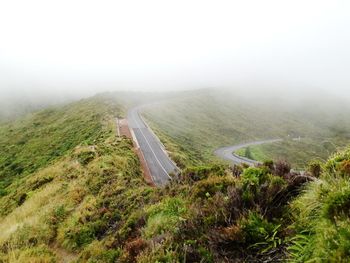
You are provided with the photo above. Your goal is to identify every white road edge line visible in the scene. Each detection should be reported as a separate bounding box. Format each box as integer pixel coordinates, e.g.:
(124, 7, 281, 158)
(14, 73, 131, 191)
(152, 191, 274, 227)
(131, 111, 172, 180)
(131, 128, 157, 183)
(137, 127, 172, 180)
(137, 109, 179, 173)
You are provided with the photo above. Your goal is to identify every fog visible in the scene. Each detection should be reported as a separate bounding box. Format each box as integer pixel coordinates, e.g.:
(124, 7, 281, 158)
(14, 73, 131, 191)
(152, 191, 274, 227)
(1, 0, 350, 100)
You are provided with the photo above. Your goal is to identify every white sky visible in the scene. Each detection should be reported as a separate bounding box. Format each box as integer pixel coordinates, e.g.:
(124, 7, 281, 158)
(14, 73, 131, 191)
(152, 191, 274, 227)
(0, 0, 349, 97)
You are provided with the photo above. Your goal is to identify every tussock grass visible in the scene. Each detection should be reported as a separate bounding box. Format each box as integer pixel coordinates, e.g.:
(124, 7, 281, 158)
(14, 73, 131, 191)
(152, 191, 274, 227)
(0, 182, 62, 244)
(143, 197, 187, 238)
(0, 95, 148, 262)
(0, 95, 121, 194)
(289, 148, 350, 262)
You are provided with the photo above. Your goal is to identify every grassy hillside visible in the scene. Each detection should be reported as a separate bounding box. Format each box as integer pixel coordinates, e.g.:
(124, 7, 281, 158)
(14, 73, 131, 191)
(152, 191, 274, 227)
(235, 138, 345, 169)
(1, 91, 349, 262)
(0, 95, 123, 196)
(0, 94, 155, 262)
(0, 93, 80, 123)
(142, 89, 350, 168)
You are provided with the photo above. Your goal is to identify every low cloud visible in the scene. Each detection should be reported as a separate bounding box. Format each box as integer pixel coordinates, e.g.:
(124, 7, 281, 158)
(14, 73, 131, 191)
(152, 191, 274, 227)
(0, 0, 349, 100)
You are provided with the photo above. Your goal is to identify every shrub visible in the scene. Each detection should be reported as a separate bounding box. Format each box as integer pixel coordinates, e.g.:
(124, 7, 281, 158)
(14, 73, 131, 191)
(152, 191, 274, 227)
(46, 205, 68, 228)
(62, 224, 96, 250)
(230, 165, 243, 177)
(143, 197, 187, 238)
(208, 225, 243, 246)
(79, 241, 121, 263)
(57, 194, 116, 250)
(136, 242, 178, 263)
(17, 193, 27, 206)
(183, 164, 226, 183)
(263, 160, 274, 170)
(29, 176, 54, 190)
(240, 167, 268, 203)
(75, 147, 97, 165)
(241, 167, 268, 186)
(4, 223, 56, 252)
(240, 212, 277, 245)
(118, 210, 146, 242)
(124, 238, 149, 261)
(259, 174, 287, 215)
(308, 160, 322, 178)
(192, 176, 235, 198)
(324, 149, 350, 173)
(323, 188, 350, 221)
(274, 160, 291, 177)
(289, 148, 350, 262)
(340, 160, 350, 176)
(244, 147, 253, 159)
(2, 244, 56, 263)
(226, 186, 244, 222)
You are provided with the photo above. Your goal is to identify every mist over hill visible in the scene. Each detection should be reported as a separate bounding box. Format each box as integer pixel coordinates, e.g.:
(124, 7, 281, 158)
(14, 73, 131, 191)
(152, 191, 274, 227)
(0, 91, 350, 262)
(141, 89, 350, 167)
(1, 0, 350, 261)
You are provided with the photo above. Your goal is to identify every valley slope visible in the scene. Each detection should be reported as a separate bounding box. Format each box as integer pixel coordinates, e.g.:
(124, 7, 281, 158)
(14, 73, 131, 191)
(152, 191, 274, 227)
(142, 89, 350, 168)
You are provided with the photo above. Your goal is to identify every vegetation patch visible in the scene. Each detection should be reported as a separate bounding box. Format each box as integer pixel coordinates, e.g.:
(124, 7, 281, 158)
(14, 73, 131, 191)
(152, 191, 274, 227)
(289, 148, 350, 262)
(1, 93, 350, 262)
(143, 197, 187, 238)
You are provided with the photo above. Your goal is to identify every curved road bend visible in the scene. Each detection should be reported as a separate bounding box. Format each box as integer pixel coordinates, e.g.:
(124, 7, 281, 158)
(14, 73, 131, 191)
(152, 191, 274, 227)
(214, 139, 283, 166)
(127, 107, 179, 186)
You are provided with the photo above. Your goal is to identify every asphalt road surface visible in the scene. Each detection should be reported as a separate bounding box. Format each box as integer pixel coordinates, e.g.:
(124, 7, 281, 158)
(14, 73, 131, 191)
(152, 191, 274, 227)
(127, 107, 179, 186)
(214, 139, 283, 165)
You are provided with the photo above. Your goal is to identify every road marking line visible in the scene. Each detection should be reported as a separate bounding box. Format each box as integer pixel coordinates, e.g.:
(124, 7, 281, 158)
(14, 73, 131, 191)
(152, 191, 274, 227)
(137, 127, 171, 179)
(215, 139, 284, 165)
(130, 109, 172, 180)
(136, 109, 179, 173)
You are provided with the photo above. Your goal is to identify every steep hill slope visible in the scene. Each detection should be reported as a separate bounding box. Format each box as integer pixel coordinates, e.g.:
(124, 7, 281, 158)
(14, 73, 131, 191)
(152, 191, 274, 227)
(0, 94, 154, 261)
(0, 95, 123, 195)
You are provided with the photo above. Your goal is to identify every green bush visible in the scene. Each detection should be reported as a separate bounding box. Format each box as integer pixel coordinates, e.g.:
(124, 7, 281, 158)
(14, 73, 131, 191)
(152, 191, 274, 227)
(143, 197, 187, 238)
(192, 176, 235, 198)
(308, 160, 322, 178)
(289, 148, 350, 262)
(1, 244, 56, 263)
(323, 188, 350, 221)
(240, 212, 277, 244)
(79, 241, 121, 263)
(240, 167, 268, 202)
(76, 149, 97, 165)
(183, 164, 226, 182)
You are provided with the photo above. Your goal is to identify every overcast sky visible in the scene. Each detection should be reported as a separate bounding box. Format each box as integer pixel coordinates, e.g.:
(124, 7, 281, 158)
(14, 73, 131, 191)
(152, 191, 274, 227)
(0, 0, 349, 98)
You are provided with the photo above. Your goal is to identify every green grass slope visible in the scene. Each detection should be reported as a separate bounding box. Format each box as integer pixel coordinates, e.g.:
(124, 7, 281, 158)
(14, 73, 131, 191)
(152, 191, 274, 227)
(142, 89, 350, 168)
(0, 94, 155, 262)
(235, 138, 344, 169)
(0, 91, 349, 262)
(0, 95, 122, 196)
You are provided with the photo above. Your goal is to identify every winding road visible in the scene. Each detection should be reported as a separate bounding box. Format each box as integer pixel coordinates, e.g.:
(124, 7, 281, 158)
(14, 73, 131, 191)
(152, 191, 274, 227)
(128, 103, 286, 183)
(127, 106, 179, 186)
(214, 139, 283, 165)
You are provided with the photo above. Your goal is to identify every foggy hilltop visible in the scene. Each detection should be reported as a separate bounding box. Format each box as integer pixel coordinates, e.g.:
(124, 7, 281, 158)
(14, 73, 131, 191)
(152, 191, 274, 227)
(1, 1, 349, 121)
(1, 0, 350, 102)
(1, 1, 350, 262)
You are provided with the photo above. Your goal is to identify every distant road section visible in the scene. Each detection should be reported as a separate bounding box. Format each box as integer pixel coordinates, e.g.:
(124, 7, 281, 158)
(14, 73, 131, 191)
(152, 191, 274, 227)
(127, 107, 179, 186)
(214, 139, 283, 165)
